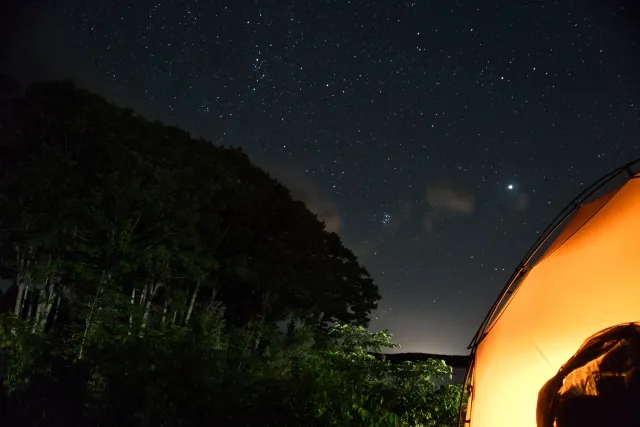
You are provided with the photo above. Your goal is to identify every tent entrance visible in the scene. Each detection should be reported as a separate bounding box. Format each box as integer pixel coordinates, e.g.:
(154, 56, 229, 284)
(537, 322, 640, 427)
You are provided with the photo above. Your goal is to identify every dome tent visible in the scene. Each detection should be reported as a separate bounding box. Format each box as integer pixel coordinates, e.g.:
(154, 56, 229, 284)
(537, 322, 640, 427)
(458, 159, 640, 427)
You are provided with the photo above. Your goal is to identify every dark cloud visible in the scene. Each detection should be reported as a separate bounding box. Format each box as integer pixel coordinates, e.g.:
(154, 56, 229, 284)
(251, 156, 342, 234)
(426, 184, 475, 214)
(423, 183, 475, 233)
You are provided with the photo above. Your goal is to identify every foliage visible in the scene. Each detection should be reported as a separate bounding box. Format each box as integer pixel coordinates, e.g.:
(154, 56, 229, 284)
(0, 77, 464, 427)
(0, 315, 49, 393)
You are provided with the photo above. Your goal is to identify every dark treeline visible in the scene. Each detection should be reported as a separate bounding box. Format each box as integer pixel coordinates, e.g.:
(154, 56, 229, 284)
(0, 77, 464, 427)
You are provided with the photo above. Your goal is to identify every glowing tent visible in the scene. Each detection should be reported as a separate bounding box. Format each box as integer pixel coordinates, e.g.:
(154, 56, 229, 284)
(458, 159, 640, 427)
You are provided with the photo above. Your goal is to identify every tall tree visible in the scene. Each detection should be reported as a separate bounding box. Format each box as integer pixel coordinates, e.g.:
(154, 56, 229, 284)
(0, 80, 380, 339)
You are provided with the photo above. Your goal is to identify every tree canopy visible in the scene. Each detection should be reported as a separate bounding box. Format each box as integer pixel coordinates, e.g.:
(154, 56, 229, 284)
(0, 77, 380, 333)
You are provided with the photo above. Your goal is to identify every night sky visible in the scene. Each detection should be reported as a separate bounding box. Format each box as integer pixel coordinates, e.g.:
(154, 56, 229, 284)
(3, 0, 640, 355)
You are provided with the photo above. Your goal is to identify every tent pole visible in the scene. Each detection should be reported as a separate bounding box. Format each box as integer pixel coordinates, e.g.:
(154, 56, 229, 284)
(456, 356, 475, 427)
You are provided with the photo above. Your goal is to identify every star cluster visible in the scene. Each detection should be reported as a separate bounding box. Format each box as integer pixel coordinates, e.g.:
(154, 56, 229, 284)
(4, 0, 640, 354)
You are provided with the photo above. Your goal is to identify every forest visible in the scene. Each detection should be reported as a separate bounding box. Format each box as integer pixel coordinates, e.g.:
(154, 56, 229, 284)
(0, 77, 465, 426)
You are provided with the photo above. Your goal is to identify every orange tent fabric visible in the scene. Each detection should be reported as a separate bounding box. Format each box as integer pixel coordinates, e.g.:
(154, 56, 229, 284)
(466, 175, 640, 427)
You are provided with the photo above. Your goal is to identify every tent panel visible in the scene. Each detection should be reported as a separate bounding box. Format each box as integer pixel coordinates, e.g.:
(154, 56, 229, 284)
(482, 188, 620, 336)
(536, 188, 617, 265)
(482, 188, 617, 341)
(468, 177, 640, 427)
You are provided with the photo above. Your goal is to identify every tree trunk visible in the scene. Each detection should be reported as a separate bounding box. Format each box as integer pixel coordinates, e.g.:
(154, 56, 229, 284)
(140, 284, 148, 307)
(21, 285, 31, 318)
(139, 282, 160, 337)
(32, 253, 54, 331)
(253, 290, 271, 350)
(78, 272, 106, 360)
(51, 295, 61, 328)
(37, 290, 55, 332)
(13, 245, 35, 317)
(128, 287, 136, 335)
(32, 288, 46, 333)
(13, 245, 27, 316)
(161, 299, 168, 327)
(253, 318, 264, 350)
(253, 330, 262, 350)
(184, 282, 200, 325)
(13, 274, 25, 317)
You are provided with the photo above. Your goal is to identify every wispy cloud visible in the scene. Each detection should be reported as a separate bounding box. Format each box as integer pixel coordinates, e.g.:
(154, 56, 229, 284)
(423, 182, 475, 233)
(426, 184, 475, 214)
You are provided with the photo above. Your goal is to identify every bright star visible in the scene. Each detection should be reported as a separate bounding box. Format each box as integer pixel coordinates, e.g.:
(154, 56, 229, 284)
(507, 184, 514, 190)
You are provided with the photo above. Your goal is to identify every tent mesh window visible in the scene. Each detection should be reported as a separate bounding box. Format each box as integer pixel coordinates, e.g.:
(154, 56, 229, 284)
(537, 322, 640, 427)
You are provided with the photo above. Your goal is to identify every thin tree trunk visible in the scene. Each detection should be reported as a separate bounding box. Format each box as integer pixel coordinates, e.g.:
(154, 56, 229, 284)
(20, 285, 31, 318)
(161, 299, 168, 327)
(39, 255, 55, 331)
(32, 288, 46, 333)
(184, 282, 200, 325)
(37, 291, 55, 332)
(13, 275, 25, 317)
(13, 245, 26, 316)
(139, 282, 160, 336)
(128, 287, 136, 335)
(253, 290, 271, 350)
(32, 253, 54, 331)
(14, 245, 35, 317)
(29, 286, 39, 318)
(51, 295, 61, 328)
(78, 272, 106, 360)
(253, 319, 263, 350)
(140, 284, 147, 307)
